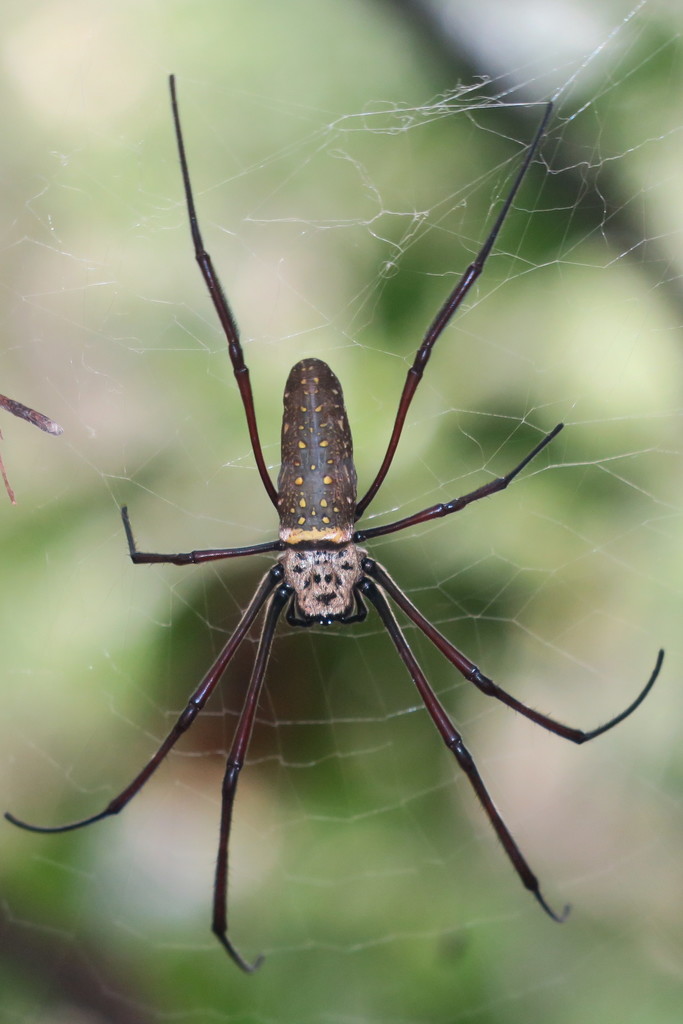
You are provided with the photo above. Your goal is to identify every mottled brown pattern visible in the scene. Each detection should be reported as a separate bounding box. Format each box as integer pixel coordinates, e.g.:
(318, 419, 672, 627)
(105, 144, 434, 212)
(281, 545, 364, 619)
(277, 358, 356, 543)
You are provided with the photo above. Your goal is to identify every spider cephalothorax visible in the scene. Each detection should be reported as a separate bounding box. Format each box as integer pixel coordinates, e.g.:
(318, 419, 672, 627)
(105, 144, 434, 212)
(5, 76, 664, 974)
(280, 544, 365, 624)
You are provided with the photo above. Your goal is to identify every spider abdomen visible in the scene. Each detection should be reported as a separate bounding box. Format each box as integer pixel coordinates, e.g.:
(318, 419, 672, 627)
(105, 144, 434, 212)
(277, 358, 356, 544)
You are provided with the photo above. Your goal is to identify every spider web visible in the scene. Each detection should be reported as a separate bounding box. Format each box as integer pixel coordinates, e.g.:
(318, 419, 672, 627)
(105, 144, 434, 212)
(2, 1, 682, 1022)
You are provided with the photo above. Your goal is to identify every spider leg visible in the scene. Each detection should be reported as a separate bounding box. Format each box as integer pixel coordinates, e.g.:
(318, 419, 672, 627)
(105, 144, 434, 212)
(359, 576, 568, 923)
(212, 581, 291, 972)
(364, 558, 664, 743)
(356, 423, 562, 543)
(0, 434, 15, 504)
(0, 393, 63, 435)
(0, 393, 63, 503)
(355, 101, 553, 519)
(169, 75, 278, 508)
(4, 566, 283, 834)
(121, 506, 282, 565)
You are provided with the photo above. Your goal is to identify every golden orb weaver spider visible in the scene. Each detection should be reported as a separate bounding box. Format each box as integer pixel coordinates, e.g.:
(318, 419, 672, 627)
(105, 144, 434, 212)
(5, 77, 664, 972)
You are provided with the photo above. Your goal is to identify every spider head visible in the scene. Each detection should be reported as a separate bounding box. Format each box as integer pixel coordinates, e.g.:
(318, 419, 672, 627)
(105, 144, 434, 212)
(281, 544, 364, 625)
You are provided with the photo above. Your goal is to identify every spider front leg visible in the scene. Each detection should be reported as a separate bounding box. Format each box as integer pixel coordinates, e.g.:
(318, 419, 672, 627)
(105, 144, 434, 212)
(121, 506, 281, 565)
(356, 422, 563, 543)
(355, 102, 553, 519)
(169, 75, 278, 508)
(359, 576, 569, 922)
(5, 567, 282, 835)
(212, 581, 291, 972)
(364, 558, 664, 743)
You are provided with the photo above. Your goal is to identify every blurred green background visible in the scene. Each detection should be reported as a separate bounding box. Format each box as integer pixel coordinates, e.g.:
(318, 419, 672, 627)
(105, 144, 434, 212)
(1, 1, 682, 1021)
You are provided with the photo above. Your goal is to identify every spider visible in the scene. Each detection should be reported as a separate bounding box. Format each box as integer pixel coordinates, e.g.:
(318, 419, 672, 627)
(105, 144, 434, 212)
(0, 393, 62, 503)
(5, 78, 664, 972)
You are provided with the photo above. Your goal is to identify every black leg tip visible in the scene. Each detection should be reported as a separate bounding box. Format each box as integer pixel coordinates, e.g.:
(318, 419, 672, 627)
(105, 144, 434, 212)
(536, 889, 570, 923)
(216, 931, 265, 973)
